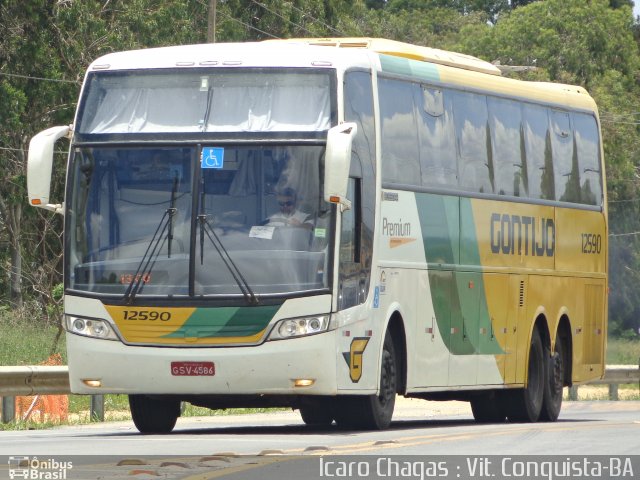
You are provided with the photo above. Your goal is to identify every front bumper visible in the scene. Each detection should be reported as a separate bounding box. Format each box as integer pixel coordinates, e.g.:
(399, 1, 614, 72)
(66, 330, 338, 395)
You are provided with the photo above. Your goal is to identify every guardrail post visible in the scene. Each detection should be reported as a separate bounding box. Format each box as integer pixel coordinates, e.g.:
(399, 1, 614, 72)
(568, 386, 578, 400)
(608, 384, 619, 401)
(90, 394, 104, 422)
(1, 396, 16, 423)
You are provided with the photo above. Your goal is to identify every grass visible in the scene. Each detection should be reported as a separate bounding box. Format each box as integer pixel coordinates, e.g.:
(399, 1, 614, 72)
(606, 337, 640, 365)
(0, 315, 66, 366)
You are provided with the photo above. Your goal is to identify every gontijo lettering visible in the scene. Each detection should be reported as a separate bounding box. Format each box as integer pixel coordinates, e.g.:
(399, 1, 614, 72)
(490, 213, 555, 257)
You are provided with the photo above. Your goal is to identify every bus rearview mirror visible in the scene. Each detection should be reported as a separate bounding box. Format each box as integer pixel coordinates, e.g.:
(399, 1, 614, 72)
(27, 125, 71, 214)
(324, 122, 357, 208)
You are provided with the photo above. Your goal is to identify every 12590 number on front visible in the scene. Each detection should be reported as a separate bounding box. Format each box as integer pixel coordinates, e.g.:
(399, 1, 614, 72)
(123, 310, 172, 321)
(171, 361, 215, 376)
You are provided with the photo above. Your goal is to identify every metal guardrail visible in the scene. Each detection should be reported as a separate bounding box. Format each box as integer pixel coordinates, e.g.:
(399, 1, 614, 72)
(568, 365, 640, 401)
(0, 365, 638, 423)
(0, 366, 70, 396)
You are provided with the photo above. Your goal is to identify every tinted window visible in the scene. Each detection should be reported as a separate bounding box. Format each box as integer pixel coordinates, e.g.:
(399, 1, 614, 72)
(379, 77, 420, 184)
(523, 104, 554, 200)
(453, 91, 492, 193)
(551, 110, 578, 202)
(573, 113, 602, 205)
(418, 86, 458, 187)
(488, 97, 525, 196)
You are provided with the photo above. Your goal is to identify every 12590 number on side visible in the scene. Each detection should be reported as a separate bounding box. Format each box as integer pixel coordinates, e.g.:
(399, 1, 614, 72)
(581, 233, 602, 254)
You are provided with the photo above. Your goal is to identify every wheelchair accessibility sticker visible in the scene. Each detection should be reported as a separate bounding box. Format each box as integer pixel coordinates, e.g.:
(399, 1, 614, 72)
(201, 147, 224, 169)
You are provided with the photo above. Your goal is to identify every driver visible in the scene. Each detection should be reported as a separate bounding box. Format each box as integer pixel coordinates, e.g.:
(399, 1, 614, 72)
(267, 187, 313, 230)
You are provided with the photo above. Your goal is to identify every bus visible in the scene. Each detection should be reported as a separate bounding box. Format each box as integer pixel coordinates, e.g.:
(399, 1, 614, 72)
(27, 38, 607, 433)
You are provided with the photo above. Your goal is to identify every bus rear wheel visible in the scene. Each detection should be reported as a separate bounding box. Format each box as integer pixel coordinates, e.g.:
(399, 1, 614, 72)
(335, 332, 397, 430)
(540, 337, 564, 422)
(506, 328, 544, 423)
(129, 394, 180, 434)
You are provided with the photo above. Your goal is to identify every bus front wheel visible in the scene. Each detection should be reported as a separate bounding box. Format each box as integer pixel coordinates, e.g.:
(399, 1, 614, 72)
(471, 391, 506, 423)
(335, 332, 397, 430)
(129, 394, 180, 434)
(299, 400, 335, 427)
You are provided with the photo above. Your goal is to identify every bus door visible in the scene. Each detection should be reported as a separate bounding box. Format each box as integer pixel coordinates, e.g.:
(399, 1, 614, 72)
(481, 273, 511, 385)
(448, 271, 479, 386)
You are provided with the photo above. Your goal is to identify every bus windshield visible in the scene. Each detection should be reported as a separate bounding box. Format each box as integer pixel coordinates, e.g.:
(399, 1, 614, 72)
(66, 145, 333, 299)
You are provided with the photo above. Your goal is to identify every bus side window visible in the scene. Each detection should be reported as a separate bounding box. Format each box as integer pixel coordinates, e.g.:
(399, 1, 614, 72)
(523, 104, 554, 201)
(418, 86, 457, 188)
(572, 113, 602, 206)
(488, 97, 526, 197)
(338, 178, 362, 310)
(379, 77, 421, 186)
(452, 91, 493, 194)
(340, 178, 361, 264)
(551, 110, 578, 203)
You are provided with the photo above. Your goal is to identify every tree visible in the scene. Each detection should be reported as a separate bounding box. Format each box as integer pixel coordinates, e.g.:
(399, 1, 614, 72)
(458, 0, 638, 88)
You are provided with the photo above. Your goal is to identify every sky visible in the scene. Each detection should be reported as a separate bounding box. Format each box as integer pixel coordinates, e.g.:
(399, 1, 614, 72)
(635, 2, 639, 19)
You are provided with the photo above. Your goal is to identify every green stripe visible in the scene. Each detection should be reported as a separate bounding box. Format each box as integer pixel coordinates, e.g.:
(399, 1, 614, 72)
(163, 304, 281, 339)
(417, 193, 503, 355)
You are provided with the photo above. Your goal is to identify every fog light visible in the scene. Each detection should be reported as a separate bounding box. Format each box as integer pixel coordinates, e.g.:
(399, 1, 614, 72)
(294, 379, 315, 387)
(82, 379, 102, 388)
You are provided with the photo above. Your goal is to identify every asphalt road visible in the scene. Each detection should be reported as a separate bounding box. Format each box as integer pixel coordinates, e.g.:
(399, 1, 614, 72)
(0, 399, 638, 480)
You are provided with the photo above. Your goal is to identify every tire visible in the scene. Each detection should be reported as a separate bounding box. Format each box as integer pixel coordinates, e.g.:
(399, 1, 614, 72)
(335, 332, 397, 430)
(471, 392, 506, 423)
(540, 337, 564, 422)
(299, 405, 335, 427)
(506, 328, 544, 423)
(129, 395, 180, 434)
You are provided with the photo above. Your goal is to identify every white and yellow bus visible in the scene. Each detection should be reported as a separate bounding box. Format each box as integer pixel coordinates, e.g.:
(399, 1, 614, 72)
(28, 38, 607, 433)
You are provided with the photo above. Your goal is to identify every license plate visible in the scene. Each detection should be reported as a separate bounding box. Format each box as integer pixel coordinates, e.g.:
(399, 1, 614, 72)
(171, 361, 215, 376)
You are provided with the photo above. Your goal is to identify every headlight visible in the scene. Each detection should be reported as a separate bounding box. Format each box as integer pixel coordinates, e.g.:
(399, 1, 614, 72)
(65, 315, 119, 340)
(268, 315, 331, 340)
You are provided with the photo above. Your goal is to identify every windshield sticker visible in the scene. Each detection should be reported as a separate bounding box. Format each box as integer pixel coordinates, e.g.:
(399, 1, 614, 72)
(314, 228, 327, 238)
(201, 147, 224, 169)
(249, 225, 275, 240)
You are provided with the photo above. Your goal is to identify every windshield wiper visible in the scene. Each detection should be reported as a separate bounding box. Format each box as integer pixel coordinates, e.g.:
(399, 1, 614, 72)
(198, 213, 258, 305)
(123, 206, 176, 304)
(167, 174, 179, 258)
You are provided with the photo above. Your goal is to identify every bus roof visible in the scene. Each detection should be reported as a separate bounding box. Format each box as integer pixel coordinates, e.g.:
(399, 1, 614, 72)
(267, 37, 503, 76)
(270, 37, 597, 113)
